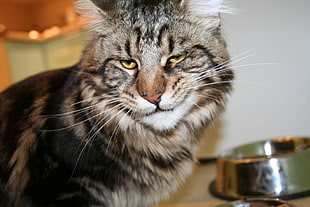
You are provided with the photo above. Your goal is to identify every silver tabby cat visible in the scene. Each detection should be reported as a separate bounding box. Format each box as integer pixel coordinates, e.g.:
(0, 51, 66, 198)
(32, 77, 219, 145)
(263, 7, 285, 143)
(0, 0, 233, 206)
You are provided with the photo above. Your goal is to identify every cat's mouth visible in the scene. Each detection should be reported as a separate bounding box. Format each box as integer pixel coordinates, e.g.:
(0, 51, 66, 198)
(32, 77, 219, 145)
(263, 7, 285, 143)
(139, 93, 197, 131)
(146, 106, 173, 116)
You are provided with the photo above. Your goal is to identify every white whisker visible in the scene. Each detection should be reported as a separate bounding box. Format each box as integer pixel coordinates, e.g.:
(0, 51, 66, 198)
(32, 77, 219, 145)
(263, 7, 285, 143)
(41, 97, 120, 119)
(71, 95, 119, 106)
(71, 104, 127, 177)
(196, 93, 220, 102)
(190, 80, 265, 90)
(42, 103, 99, 118)
(41, 103, 124, 132)
(232, 62, 276, 69)
(105, 108, 132, 154)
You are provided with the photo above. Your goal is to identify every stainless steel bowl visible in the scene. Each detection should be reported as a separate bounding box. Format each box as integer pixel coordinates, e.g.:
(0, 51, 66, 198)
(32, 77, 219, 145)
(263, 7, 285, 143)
(210, 137, 310, 200)
(214, 198, 296, 207)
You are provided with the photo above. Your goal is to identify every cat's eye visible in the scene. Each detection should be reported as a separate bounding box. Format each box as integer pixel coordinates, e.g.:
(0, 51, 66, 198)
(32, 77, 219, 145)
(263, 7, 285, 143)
(168, 54, 186, 64)
(120, 60, 138, 70)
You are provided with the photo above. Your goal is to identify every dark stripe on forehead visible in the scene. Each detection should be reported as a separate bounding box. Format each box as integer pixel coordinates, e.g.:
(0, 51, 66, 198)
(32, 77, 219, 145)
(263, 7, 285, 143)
(168, 36, 175, 53)
(157, 24, 169, 47)
(125, 40, 131, 57)
(134, 27, 142, 51)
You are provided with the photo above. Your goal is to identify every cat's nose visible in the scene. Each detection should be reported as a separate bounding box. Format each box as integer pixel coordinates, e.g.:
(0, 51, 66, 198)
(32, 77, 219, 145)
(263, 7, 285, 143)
(140, 89, 163, 104)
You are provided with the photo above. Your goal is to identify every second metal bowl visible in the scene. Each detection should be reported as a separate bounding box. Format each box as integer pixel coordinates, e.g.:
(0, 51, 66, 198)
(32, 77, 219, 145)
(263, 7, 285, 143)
(210, 136, 310, 200)
(214, 198, 296, 207)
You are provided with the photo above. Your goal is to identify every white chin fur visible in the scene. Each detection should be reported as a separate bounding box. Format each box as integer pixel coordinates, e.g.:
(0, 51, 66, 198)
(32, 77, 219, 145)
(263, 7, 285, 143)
(140, 93, 197, 131)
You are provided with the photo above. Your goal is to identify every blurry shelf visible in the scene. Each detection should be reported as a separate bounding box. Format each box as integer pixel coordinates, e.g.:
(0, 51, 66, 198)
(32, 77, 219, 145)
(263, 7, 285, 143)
(5, 26, 87, 82)
(0, 0, 50, 3)
(4, 23, 84, 43)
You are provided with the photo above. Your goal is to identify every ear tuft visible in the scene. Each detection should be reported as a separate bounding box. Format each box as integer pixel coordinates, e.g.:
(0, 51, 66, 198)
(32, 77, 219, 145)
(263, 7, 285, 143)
(183, 0, 233, 16)
(182, 0, 234, 28)
(74, 0, 111, 33)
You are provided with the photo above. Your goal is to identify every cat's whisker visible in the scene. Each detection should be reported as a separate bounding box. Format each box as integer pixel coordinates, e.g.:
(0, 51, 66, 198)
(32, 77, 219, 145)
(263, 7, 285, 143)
(41, 98, 121, 120)
(229, 53, 255, 66)
(71, 104, 127, 177)
(192, 71, 232, 83)
(70, 99, 123, 124)
(182, 53, 241, 81)
(99, 106, 127, 129)
(41, 103, 101, 118)
(86, 113, 105, 139)
(43, 98, 116, 117)
(106, 124, 120, 153)
(70, 128, 98, 177)
(190, 63, 231, 81)
(196, 93, 220, 102)
(194, 103, 201, 110)
(228, 48, 256, 64)
(82, 107, 127, 154)
(188, 80, 261, 91)
(201, 50, 255, 74)
(192, 61, 274, 84)
(106, 108, 133, 154)
(71, 94, 119, 106)
(231, 62, 276, 70)
(86, 104, 126, 134)
(208, 50, 257, 73)
(40, 103, 124, 132)
(85, 103, 127, 141)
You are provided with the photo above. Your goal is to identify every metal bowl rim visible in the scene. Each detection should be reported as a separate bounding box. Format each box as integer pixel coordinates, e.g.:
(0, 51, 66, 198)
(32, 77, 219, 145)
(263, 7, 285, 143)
(213, 198, 297, 207)
(218, 136, 310, 161)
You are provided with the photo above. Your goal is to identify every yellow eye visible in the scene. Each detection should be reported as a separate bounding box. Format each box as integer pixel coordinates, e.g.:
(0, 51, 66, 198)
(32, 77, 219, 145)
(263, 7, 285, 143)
(168, 54, 186, 64)
(120, 60, 137, 69)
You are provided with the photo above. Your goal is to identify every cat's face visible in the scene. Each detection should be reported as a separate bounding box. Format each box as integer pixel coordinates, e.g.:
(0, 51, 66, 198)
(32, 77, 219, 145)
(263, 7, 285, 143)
(76, 0, 233, 132)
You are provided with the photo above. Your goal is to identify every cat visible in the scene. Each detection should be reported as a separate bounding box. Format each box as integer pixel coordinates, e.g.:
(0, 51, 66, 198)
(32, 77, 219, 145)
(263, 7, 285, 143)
(0, 0, 233, 206)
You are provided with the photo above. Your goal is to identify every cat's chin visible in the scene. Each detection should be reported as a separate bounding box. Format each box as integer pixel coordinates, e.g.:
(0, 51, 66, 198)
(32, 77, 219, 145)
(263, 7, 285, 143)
(141, 110, 179, 131)
(140, 93, 197, 132)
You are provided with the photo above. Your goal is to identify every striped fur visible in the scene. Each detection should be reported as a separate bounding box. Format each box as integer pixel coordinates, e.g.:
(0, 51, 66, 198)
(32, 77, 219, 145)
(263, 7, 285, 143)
(0, 0, 233, 206)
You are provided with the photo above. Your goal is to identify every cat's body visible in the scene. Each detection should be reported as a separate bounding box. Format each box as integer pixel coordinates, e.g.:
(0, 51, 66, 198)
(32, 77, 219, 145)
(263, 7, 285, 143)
(0, 0, 233, 206)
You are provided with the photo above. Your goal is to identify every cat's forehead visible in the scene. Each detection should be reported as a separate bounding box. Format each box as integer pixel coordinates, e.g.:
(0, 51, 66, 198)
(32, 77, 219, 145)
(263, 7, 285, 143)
(109, 21, 190, 56)
(76, 0, 229, 38)
(102, 0, 181, 15)
(101, 19, 197, 63)
(119, 2, 182, 27)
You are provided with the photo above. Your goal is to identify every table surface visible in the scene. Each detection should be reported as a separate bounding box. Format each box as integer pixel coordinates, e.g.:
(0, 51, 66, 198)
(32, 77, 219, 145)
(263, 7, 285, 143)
(155, 161, 309, 207)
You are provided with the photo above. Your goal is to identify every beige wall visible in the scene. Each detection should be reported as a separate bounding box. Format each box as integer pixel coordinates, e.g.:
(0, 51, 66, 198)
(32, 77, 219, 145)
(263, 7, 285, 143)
(200, 0, 310, 157)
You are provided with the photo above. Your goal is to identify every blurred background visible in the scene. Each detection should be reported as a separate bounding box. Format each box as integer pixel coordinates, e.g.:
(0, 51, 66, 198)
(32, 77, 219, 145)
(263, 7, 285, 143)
(0, 0, 309, 157)
(0, 0, 86, 89)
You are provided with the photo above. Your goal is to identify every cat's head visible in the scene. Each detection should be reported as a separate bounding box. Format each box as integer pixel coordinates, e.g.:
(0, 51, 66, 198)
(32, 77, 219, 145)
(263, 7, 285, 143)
(75, 0, 233, 132)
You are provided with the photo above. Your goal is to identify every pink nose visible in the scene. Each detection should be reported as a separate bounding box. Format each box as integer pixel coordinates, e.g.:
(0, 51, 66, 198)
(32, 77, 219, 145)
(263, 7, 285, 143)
(140, 90, 163, 104)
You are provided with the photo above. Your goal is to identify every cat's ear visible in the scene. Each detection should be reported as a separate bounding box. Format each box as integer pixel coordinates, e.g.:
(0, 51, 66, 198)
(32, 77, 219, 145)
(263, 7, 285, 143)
(74, 0, 117, 33)
(180, 0, 232, 28)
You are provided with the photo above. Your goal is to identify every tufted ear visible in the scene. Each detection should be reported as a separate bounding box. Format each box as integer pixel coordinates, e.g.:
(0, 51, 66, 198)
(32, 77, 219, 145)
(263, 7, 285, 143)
(180, 0, 233, 28)
(74, 0, 117, 33)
